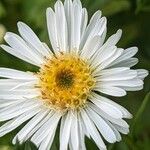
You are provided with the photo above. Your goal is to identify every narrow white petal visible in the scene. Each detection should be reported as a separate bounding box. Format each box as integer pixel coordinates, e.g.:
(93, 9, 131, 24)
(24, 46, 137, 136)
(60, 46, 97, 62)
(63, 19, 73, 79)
(21, 111, 55, 143)
(38, 113, 61, 150)
(0, 89, 40, 100)
(91, 46, 117, 68)
(17, 22, 52, 57)
(81, 8, 88, 38)
(0, 100, 41, 121)
(13, 109, 49, 144)
(78, 115, 86, 150)
(0, 68, 37, 80)
(99, 48, 124, 70)
(136, 69, 149, 80)
(121, 85, 143, 91)
(31, 112, 61, 146)
(80, 35, 103, 60)
(110, 58, 139, 68)
(94, 67, 129, 77)
(91, 93, 132, 119)
(81, 17, 106, 52)
(60, 111, 73, 150)
(64, 0, 73, 50)
(46, 7, 59, 53)
(89, 103, 129, 128)
(70, 111, 79, 150)
(80, 10, 102, 50)
(98, 78, 143, 88)
(80, 109, 106, 150)
(109, 47, 138, 67)
(71, 1, 82, 50)
(89, 95, 123, 119)
(0, 79, 27, 89)
(94, 85, 126, 97)
(102, 29, 122, 48)
(39, 129, 56, 150)
(104, 120, 122, 142)
(4, 32, 44, 64)
(86, 107, 117, 143)
(0, 100, 24, 109)
(113, 124, 129, 134)
(95, 69, 137, 81)
(55, 0, 68, 52)
(0, 45, 40, 66)
(0, 107, 40, 137)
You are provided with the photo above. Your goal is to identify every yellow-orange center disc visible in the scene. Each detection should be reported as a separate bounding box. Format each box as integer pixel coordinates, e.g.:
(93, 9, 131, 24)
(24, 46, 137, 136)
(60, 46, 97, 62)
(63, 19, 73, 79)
(37, 53, 95, 110)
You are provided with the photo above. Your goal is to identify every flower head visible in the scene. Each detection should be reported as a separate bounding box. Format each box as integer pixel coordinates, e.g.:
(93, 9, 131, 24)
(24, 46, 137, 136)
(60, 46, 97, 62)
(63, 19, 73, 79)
(0, 0, 148, 150)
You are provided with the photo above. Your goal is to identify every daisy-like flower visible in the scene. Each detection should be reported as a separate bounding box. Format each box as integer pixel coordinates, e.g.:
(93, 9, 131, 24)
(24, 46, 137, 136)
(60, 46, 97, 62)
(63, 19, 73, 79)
(0, 0, 148, 149)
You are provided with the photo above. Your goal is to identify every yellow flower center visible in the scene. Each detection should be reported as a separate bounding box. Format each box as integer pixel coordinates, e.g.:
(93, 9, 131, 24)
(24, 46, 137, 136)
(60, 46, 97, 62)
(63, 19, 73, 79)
(37, 53, 95, 110)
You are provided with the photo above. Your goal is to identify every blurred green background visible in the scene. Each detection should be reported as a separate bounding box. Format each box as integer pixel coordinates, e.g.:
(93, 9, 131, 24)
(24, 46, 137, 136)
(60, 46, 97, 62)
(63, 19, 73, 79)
(0, 0, 150, 149)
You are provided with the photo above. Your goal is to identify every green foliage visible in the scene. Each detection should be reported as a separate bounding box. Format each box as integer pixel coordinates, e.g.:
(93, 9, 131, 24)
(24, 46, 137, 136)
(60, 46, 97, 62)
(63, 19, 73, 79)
(0, 2, 6, 18)
(0, 0, 150, 149)
(136, 0, 150, 13)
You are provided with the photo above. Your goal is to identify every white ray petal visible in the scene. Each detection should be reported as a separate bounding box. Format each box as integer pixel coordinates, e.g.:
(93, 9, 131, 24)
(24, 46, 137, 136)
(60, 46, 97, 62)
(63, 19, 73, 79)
(110, 58, 139, 68)
(0, 68, 37, 80)
(89, 96, 123, 119)
(4, 32, 44, 64)
(60, 111, 73, 150)
(80, 109, 106, 150)
(109, 47, 138, 67)
(13, 109, 49, 144)
(103, 29, 122, 48)
(95, 69, 137, 81)
(104, 120, 122, 142)
(71, 3, 82, 50)
(64, 0, 73, 50)
(89, 103, 129, 128)
(17, 22, 52, 57)
(21, 111, 55, 144)
(81, 8, 88, 38)
(0, 45, 40, 66)
(39, 129, 56, 150)
(0, 100, 41, 121)
(38, 113, 61, 150)
(78, 114, 86, 150)
(55, 0, 68, 52)
(0, 89, 40, 100)
(80, 35, 103, 60)
(94, 67, 129, 76)
(0, 99, 25, 109)
(99, 48, 123, 70)
(31, 112, 61, 146)
(0, 107, 41, 137)
(121, 85, 144, 91)
(136, 69, 149, 80)
(46, 7, 59, 53)
(98, 78, 143, 87)
(113, 124, 129, 134)
(81, 17, 106, 52)
(70, 111, 79, 150)
(94, 85, 126, 97)
(80, 10, 102, 49)
(91, 46, 117, 68)
(86, 107, 117, 143)
(91, 93, 132, 119)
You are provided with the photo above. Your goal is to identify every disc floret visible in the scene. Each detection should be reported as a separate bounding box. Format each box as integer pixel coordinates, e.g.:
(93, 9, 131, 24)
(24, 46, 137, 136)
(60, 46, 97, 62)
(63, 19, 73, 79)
(38, 53, 95, 110)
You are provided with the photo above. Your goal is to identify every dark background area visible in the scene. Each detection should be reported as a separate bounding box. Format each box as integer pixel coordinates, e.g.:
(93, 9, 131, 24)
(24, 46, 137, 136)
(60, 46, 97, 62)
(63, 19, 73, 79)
(0, 0, 150, 149)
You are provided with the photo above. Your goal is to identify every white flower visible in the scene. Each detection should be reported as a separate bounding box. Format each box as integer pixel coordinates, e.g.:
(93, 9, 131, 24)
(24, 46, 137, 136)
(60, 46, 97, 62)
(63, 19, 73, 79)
(0, 0, 148, 150)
